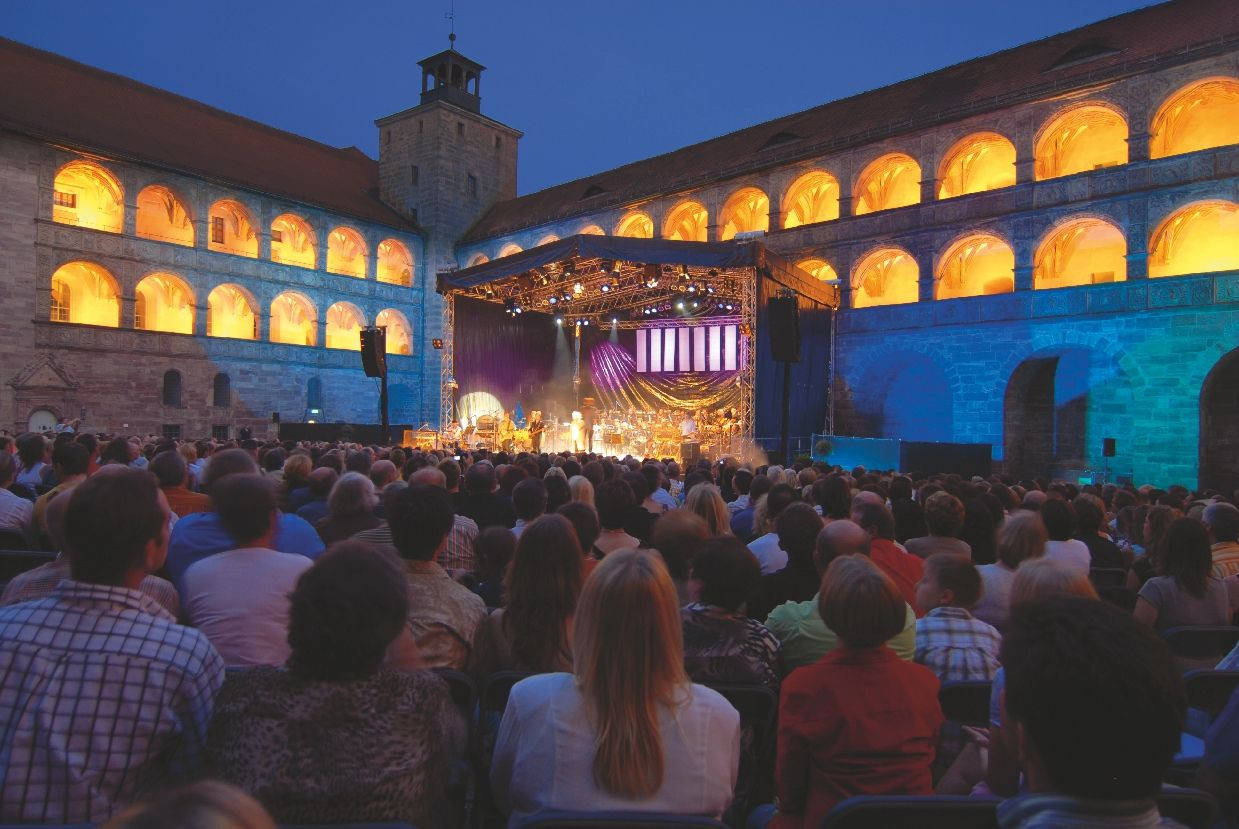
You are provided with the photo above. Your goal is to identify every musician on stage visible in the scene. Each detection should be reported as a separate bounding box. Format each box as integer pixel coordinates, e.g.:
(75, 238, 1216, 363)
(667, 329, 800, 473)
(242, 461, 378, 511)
(581, 397, 598, 453)
(570, 411, 585, 452)
(679, 410, 697, 439)
(499, 411, 516, 453)
(528, 410, 545, 453)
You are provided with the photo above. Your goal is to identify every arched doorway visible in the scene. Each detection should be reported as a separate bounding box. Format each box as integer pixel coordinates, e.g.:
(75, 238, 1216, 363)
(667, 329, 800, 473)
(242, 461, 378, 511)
(1004, 349, 1091, 478)
(1201, 347, 1239, 495)
(27, 408, 58, 433)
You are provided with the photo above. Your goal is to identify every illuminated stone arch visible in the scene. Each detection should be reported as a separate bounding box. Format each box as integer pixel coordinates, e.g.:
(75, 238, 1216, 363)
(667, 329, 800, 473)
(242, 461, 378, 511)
(783, 171, 840, 229)
(49, 261, 120, 326)
(578, 224, 605, 236)
(935, 233, 1015, 299)
(207, 199, 259, 258)
(663, 201, 708, 242)
(1035, 104, 1128, 180)
(376, 308, 413, 355)
(271, 213, 317, 269)
(851, 247, 919, 308)
(1032, 216, 1127, 289)
(325, 301, 366, 350)
(853, 153, 921, 215)
(377, 238, 413, 286)
(937, 133, 1017, 199)
(326, 226, 368, 278)
(52, 160, 123, 233)
(1151, 77, 1239, 159)
(719, 187, 770, 240)
(614, 212, 654, 238)
(497, 243, 523, 258)
(466, 252, 490, 267)
(135, 185, 194, 246)
(270, 291, 318, 346)
(1149, 200, 1239, 278)
(796, 257, 839, 282)
(535, 234, 560, 247)
(135, 273, 195, 334)
(207, 284, 259, 340)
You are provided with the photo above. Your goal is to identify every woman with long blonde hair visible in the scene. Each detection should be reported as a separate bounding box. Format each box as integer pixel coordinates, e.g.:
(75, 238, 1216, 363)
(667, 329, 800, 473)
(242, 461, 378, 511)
(490, 548, 739, 821)
(684, 483, 730, 537)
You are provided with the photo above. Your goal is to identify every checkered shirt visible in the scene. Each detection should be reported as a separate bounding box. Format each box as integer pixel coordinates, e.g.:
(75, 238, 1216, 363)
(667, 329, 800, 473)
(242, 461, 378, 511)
(352, 514, 479, 573)
(914, 605, 1002, 683)
(0, 580, 223, 823)
(0, 556, 182, 619)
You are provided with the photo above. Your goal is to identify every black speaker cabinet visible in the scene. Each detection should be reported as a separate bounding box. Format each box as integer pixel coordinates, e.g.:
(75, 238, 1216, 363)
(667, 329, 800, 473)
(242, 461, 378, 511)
(768, 296, 801, 363)
(360, 327, 387, 378)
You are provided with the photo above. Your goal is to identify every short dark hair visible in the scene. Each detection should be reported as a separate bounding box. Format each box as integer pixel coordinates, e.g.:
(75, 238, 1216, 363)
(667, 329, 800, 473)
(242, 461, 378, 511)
(623, 471, 649, 502)
(512, 478, 549, 521)
(765, 483, 800, 522)
(203, 448, 260, 493)
(66, 468, 166, 584)
(465, 462, 496, 495)
(212, 474, 277, 545)
(691, 535, 760, 611)
(52, 441, 90, 477)
(557, 500, 601, 553)
(306, 466, 338, 497)
(733, 469, 754, 495)
(387, 483, 455, 561)
(649, 508, 709, 581)
(287, 541, 408, 680)
(149, 450, 187, 488)
(0, 452, 14, 487)
(1040, 498, 1076, 541)
(924, 553, 983, 608)
(1072, 495, 1104, 535)
(344, 450, 372, 475)
(1003, 597, 1184, 800)
(1203, 502, 1239, 544)
(595, 478, 636, 530)
(814, 476, 852, 520)
(775, 502, 824, 561)
(855, 501, 896, 540)
(923, 491, 965, 536)
(261, 447, 286, 472)
(438, 458, 461, 490)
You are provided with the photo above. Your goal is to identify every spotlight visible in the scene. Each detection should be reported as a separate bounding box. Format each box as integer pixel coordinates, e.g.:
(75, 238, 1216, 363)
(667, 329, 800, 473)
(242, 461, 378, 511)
(504, 299, 517, 316)
(555, 315, 564, 326)
(691, 300, 699, 309)
(675, 301, 685, 310)
(706, 285, 715, 295)
(562, 291, 572, 302)
(484, 286, 495, 299)
(611, 316, 619, 324)
(687, 283, 698, 293)
(549, 296, 558, 305)
(646, 275, 659, 288)
(600, 282, 611, 294)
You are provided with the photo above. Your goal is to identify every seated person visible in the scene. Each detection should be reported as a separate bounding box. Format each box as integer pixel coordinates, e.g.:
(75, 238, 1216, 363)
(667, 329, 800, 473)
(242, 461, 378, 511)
(207, 542, 461, 827)
(749, 502, 823, 621)
(914, 553, 1002, 683)
(314, 472, 381, 545)
(1073, 494, 1125, 571)
(904, 492, 971, 560)
(293, 467, 337, 526)
(681, 535, 781, 690)
(974, 510, 1046, 631)
(747, 484, 802, 575)
(471, 526, 516, 608)
(1041, 498, 1091, 576)
(621, 471, 659, 544)
(854, 501, 924, 614)
(593, 478, 641, 557)
(557, 500, 603, 580)
(0, 451, 33, 545)
(151, 450, 210, 518)
(510, 477, 548, 539)
(731, 475, 773, 541)
(1135, 517, 1232, 641)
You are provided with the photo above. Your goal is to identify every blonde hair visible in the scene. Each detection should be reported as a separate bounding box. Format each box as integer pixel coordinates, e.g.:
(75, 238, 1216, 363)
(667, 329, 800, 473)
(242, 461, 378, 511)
(573, 548, 689, 798)
(101, 780, 275, 829)
(685, 483, 729, 537)
(996, 510, 1048, 569)
(569, 475, 595, 507)
(1009, 558, 1098, 607)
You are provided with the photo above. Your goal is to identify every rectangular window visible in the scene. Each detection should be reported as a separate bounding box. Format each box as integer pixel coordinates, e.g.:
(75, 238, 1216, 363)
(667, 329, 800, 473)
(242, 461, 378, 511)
(384, 129, 391, 145)
(212, 424, 230, 440)
(419, 120, 424, 134)
(409, 208, 419, 225)
(467, 174, 478, 198)
(270, 229, 283, 243)
(457, 122, 465, 136)
(495, 136, 502, 150)
(162, 424, 182, 440)
(53, 190, 76, 208)
(210, 215, 225, 244)
(411, 165, 419, 185)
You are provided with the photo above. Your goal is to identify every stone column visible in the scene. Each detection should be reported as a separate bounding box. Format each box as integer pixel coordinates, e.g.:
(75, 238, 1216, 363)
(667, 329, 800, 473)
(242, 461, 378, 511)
(1127, 131, 1152, 164)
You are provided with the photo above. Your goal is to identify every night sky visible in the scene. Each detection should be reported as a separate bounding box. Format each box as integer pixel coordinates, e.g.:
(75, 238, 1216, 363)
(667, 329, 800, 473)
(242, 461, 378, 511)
(5, 0, 1154, 195)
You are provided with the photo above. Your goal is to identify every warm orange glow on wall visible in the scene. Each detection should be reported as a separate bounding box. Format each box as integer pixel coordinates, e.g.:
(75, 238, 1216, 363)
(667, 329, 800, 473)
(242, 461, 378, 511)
(1033, 217, 1127, 288)
(50, 261, 120, 326)
(783, 171, 840, 229)
(853, 154, 921, 215)
(326, 227, 367, 278)
(498, 243, 523, 258)
(796, 258, 839, 282)
(1150, 78, 1239, 159)
(1035, 105, 1128, 180)
(937, 133, 1017, 199)
(377, 239, 413, 286)
(535, 234, 560, 246)
(208, 200, 258, 258)
(377, 308, 413, 355)
(207, 284, 258, 340)
(719, 188, 770, 240)
(1149, 200, 1239, 277)
(467, 253, 490, 267)
(270, 292, 317, 346)
(271, 214, 316, 269)
(578, 224, 605, 236)
(135, 273, 194, 334)
(936, 234, 1015, 299)
(852, 248, 919, 308)
(664, 201, 708, 242)
(52, 161, 123, 233)
(325, 302, 365, 350)
(135, 185, 194, 246)
(615, 212, 654, 238)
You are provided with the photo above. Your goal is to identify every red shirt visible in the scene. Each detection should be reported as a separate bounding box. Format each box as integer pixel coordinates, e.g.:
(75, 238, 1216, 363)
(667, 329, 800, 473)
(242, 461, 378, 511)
(772, 645, 942, 829)
(870, 538, 925, 616)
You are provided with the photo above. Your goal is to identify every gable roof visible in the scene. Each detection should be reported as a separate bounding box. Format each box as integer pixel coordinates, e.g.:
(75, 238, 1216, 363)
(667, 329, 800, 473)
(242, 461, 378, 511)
(462, 0, 1239, 244)
(0, 37, 417, 232)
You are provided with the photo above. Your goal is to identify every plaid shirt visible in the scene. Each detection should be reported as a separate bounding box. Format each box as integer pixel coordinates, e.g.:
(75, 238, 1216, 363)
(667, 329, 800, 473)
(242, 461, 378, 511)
(914, 606, 1002, 683)
(0, 556, 181, 619)
(0, 580, 223, 823)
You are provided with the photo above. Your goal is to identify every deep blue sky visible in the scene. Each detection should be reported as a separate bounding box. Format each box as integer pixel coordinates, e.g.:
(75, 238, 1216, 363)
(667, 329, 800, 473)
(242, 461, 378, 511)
(6, 0, 1153, 195)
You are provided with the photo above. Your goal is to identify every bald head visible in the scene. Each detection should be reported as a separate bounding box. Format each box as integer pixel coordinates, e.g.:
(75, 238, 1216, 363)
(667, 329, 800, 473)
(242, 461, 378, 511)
(1022, 489, 1048, 511)
(409, 467, 448, 488)
(814, 519, 871, 574)
(850, 490, 884, 514)
(370, 460, 399, 489)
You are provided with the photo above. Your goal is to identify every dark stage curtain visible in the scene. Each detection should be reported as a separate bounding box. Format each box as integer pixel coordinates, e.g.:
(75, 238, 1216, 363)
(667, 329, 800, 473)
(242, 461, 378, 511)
(454, 297, 565, 419)
(754, 281, 833, 446)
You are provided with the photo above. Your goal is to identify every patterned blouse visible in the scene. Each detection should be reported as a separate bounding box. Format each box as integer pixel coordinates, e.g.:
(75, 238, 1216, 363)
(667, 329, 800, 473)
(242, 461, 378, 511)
(681, 602, 781, 690)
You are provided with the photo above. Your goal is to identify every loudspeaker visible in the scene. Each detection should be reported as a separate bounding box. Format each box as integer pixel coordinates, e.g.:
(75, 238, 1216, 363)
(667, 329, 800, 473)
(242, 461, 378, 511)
(681, 441, 701, 464)
(271, 411, 280, 424)
(359, 327, 387, 378)
(1103, 437, 1116, 458)
(768, 296, 801, 363)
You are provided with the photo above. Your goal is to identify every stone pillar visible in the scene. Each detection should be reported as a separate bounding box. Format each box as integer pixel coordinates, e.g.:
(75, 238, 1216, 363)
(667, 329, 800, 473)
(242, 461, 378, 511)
(916, 248, 936, 303)
(837, 194, 854, 220)
(1127, 131, 1151, 164)
(1013, 235, 1036, 292)
(920, 175, 938, 204)
(767, 188, 783, 233)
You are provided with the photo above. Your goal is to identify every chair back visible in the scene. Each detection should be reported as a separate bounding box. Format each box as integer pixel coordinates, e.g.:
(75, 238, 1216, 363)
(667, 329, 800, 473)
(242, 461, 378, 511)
(0, 529, 30, 551)
(511, 811, 727, 828)
(1155, 787, 1220, 829)
(1183, 669, 1239, 717)
(938, 680, 992, 728)
(431, 667, 479, 717)
(820, 795, 999, 828)
(1097, 585, 1137, 613)
(1162, 626, 1239, 662)
(482, 669, 535, 715)
(705, 683, 779, 821)
(1088, 567, 1128, 589)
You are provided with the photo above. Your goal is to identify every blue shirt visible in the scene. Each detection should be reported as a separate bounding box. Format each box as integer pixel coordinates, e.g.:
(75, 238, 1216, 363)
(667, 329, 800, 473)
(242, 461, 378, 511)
(1205, 684, 1239, 778)
(166, 511, 324, 591)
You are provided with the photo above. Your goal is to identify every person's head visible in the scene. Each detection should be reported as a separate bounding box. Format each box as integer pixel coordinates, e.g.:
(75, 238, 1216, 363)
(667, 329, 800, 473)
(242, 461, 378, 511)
(573, 548, 687, 798)
(65, 468, 169, 585)
(149, 450, 188, 489)
(212, 473, 278, 547)
(775, 501, 824, 562)
(814, 518, 871, 574)
(557, 500, 601, 555)
(344, 450, 372, 476)
(387, 483, 455, 561)
(568, 474, 595, 507)
(100, 780, 276, 829)
(327, 471, 378, 518)
(648, 508, 709, 582)
(996, 510, 1048, 569)
(1203, 502, 1239, 545)
(818, 555, 906, 648)
(684, 483, 729, 536)
(1072, 494, 1106, 536)
(689, 535, 760, 612)
(370, 459, 399, 489)
(1040, 498, 1076, 541)
(733, 468, 754, 496)
(52, 441, 90, 478)
(16, 433, 48, 469)
(512, 477, 549, 522)
(438, 458, 461, 491)
(916, 553, 983, 612)
(1160, 517, 1213, 599)
(853, 501, 896, 541)
(282, 453, 313, 489)
(595, 478, 637, 531)
(504, 514, 584, 671)
(261, 447, 286, 473)
(0, 451, 13, 488)
(1009, 558, 1099, 607)
(202, 448, 260, 494)
(287, 541, 408, 680)
(474, 526, 517, 584)
(465, 461, 497, 495)
(305, 466, 338, 500)
(1002, 597, 1184, 800)
(923, 491, 965, 537)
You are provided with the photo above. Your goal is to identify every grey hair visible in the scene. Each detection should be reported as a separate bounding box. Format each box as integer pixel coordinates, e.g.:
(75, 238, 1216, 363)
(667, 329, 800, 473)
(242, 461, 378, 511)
(328, 471, 378, 516)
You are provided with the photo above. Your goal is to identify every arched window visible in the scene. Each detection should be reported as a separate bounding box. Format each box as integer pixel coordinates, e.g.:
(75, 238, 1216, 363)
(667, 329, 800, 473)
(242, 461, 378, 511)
(614, 212, 654, 238)
(719, 188, 770, 240)
(937, 133, 1017, 199)
(207, 200, 258, 258)
(270, 292, 317, 346)
(1151, 78, 1239, 159)
(466, 252, 489, 267)
(135, 273, 195, 334)
(783, 171, 840, 229)
(212, 373, 231, 408)
(206, 284, 258, 340)
(853, 154, 921, 215)
(935, 234, 1015, 299)
(377, 308, 413, 355)
(1149, 200, 1239, 278)
(535, 234, 560, 247)
(1033, 217, 1127, 289)
(271, 214, 316, 269)
(497, 243, 523, 258)
(135, 185, 194, 246)
(162, 370, 183, 408)
(377, 238, 413, 286)
(852, 248, 919, 308)
(325, 302, 366, 350)
(796, 258, 839, 282)
(307, 376, 323, 409)
(49, 261, 120, 326)
(663, 201, 708, 242)
(1035, 105, 1128, 180)
(52, 161, 123, 233)
(578, 224, 605, 236)
(326, 227, 367, 278)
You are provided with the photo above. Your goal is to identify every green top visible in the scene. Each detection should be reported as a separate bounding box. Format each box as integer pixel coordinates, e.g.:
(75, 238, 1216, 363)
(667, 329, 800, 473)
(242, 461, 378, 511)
(764, 594, 917, 674)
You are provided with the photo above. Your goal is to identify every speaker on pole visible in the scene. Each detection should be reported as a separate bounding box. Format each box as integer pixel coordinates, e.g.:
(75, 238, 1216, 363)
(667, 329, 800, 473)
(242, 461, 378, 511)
(359, 327, 387, 378)
(768, 296, 801, 363)
(1103, 437, 1116, 457)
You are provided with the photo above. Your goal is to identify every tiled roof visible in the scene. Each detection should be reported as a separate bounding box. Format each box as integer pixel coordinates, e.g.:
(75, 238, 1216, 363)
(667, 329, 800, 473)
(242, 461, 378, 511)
(462, 0, 1239, 243)
(0, 37, 416, 232)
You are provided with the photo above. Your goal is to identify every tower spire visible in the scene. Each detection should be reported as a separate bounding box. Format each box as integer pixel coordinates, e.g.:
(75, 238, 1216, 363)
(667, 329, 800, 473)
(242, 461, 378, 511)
(446, 0, 457, 50)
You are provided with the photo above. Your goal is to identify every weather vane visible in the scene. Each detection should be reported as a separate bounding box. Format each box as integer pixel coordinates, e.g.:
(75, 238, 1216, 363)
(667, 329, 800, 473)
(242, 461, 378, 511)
(446, 0, 457, 49)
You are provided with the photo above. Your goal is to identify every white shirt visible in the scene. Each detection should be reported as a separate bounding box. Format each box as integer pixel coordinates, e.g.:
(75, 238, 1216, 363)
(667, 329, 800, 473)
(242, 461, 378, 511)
(181, 547, 312, 667)
(491, 672, 739, 824)
(0, 488, 34, 540)
(748, 532, 788, 575)
(680, 417, 697, 437)
(1044, 539, 1091, 576)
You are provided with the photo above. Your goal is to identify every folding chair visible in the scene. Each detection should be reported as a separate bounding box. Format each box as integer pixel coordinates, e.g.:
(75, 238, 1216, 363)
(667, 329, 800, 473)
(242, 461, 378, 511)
(1162, 626, 1239, 665)
(704, 683, 779, 826)
(1183, 669, 1239, 718)
(820, 795, 1000, 828)
(511, 811, 728, 829)
(431, 668, 480, 828)
(938, 680, 992, 729)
